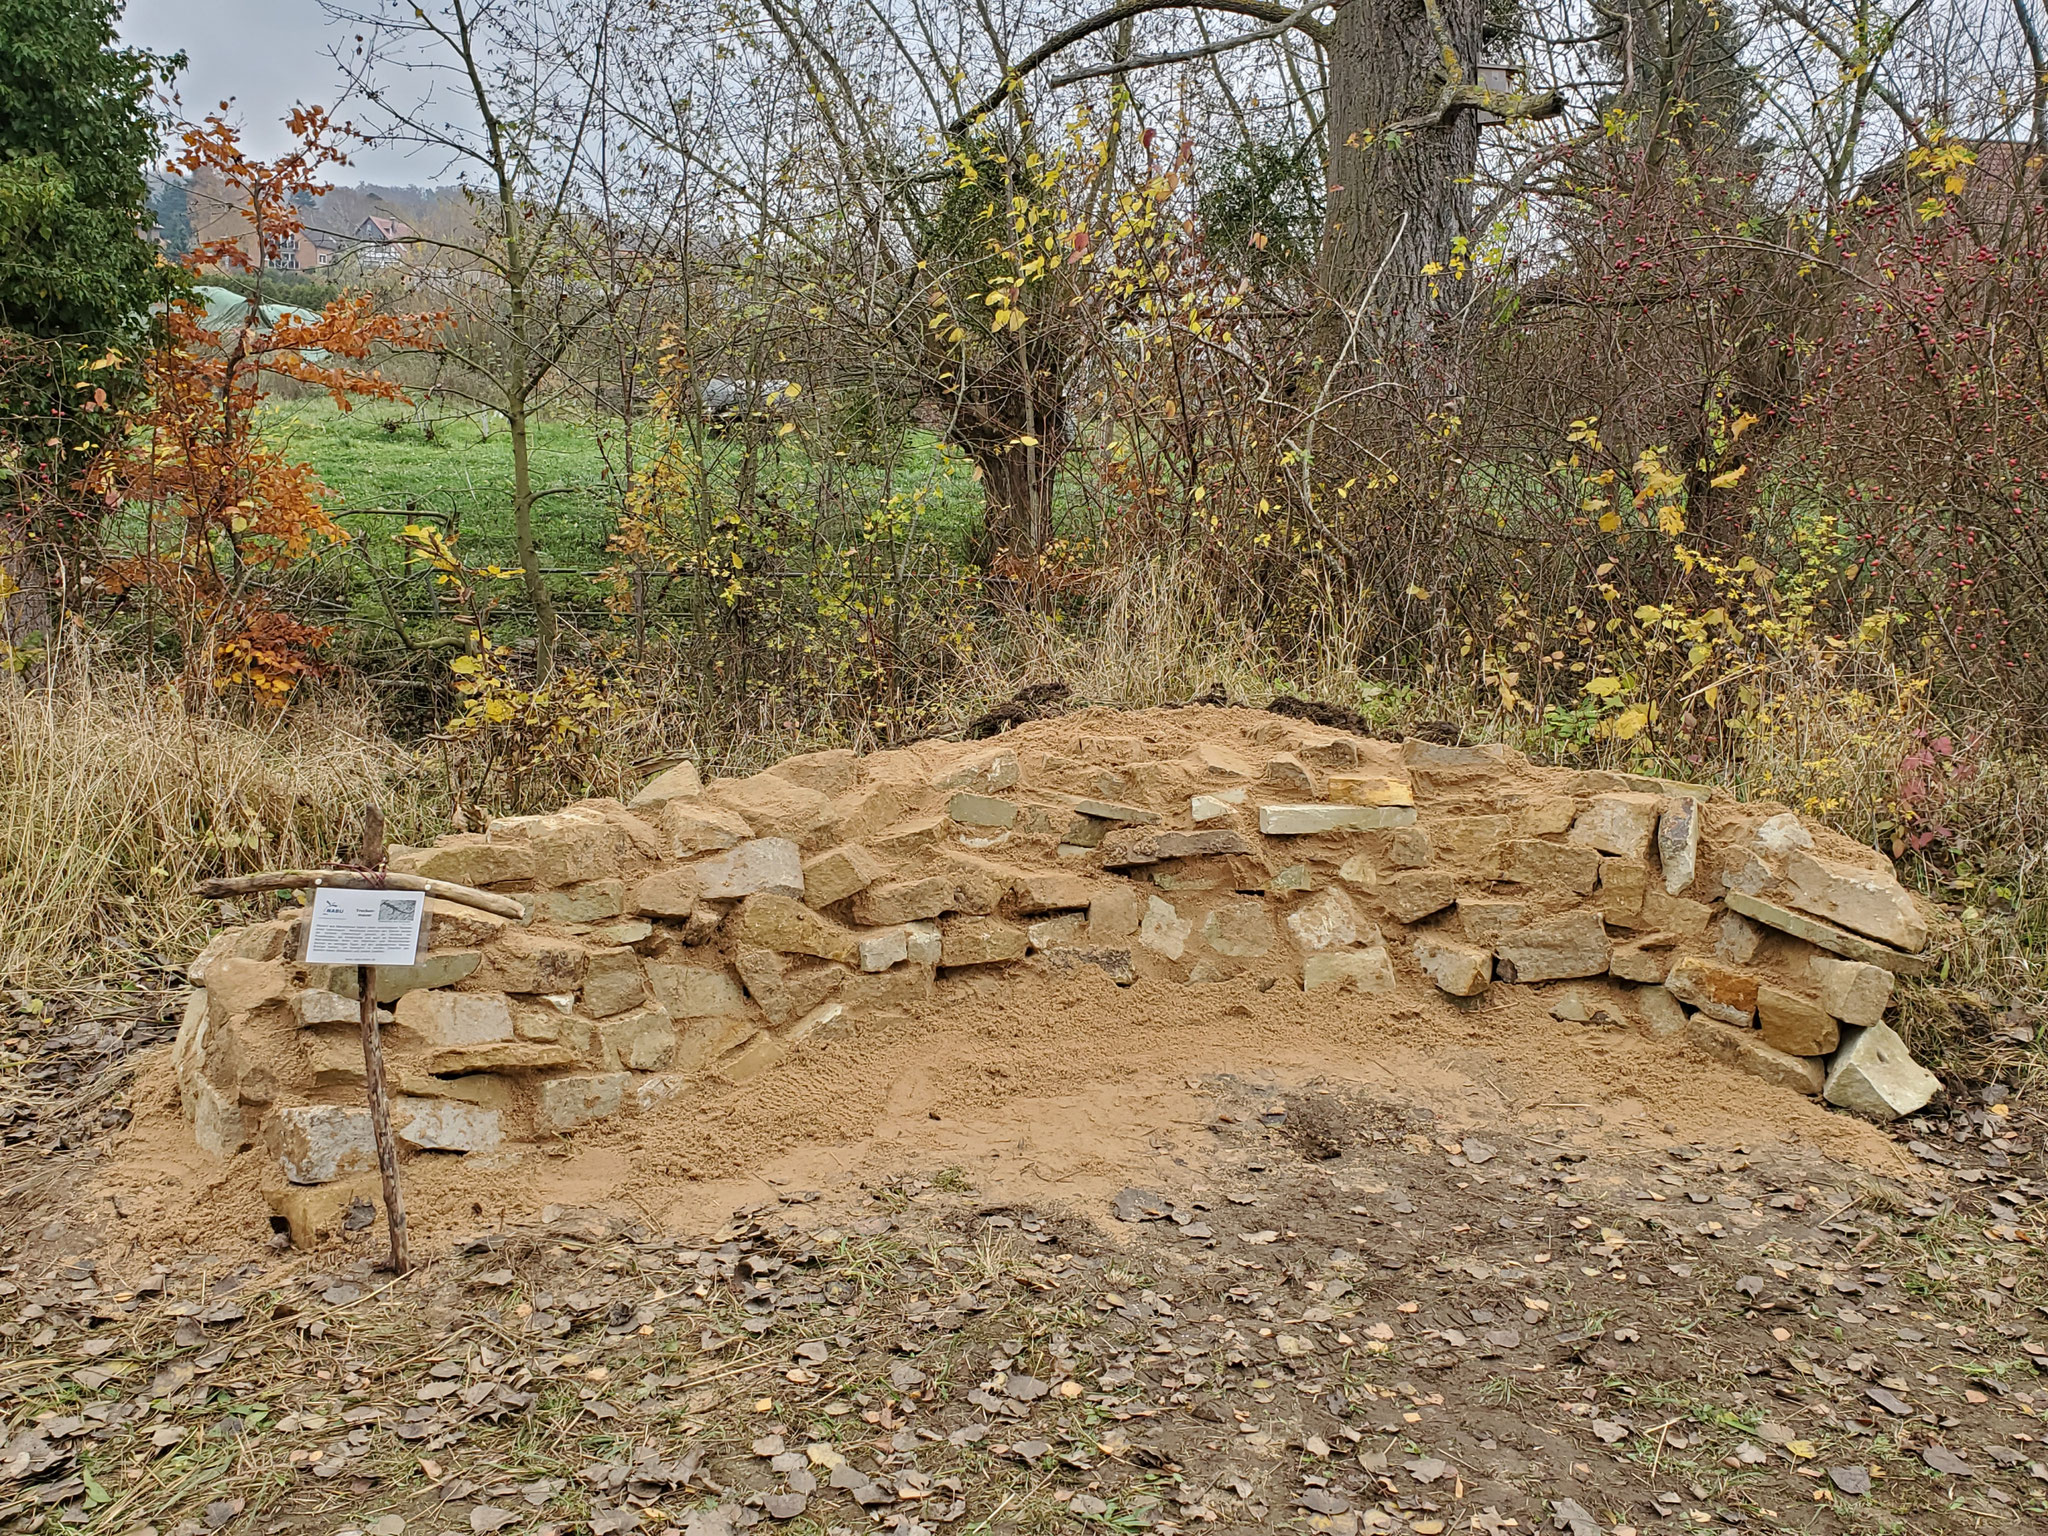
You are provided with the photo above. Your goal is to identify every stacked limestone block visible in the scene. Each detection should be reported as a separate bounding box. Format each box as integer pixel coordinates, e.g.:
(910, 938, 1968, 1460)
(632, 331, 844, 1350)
(174, 710, 1945, 1220)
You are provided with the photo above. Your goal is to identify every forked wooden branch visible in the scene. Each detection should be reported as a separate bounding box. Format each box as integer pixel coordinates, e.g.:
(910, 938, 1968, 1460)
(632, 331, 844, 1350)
(196, 869, 526, 921)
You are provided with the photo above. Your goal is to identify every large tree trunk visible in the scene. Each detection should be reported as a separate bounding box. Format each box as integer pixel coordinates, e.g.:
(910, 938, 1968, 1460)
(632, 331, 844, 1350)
(947, 336, 1068, 586)
(1315, 0, 1484, 344)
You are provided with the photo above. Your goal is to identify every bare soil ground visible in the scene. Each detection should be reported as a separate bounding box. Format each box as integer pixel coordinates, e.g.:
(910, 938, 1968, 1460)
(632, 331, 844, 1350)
(4, 997, 2047, 1536)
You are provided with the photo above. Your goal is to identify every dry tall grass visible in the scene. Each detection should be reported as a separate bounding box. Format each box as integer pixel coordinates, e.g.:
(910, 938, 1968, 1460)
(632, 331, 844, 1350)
(0, 661, 446, 989)
(6, 571, 2041, 1094)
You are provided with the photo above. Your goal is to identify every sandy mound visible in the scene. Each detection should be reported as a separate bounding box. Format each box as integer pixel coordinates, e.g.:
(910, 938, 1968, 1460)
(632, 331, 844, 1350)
(115, 705, 1939, 1258)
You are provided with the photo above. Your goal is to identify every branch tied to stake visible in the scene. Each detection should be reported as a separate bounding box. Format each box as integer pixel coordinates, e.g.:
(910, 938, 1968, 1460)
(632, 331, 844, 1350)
(193, 804, 522, 1275)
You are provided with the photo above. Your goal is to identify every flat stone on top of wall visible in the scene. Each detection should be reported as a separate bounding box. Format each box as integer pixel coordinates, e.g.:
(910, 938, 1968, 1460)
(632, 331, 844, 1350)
(1258, 804, 1416, 835)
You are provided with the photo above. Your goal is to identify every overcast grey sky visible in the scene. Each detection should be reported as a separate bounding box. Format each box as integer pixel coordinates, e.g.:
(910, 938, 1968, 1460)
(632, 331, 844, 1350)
(119, 0, 441, 182)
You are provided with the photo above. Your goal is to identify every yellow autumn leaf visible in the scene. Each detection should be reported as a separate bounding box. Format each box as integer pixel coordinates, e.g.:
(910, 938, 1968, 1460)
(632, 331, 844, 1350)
(1599, 511, 1621, 532)
(1657, 503, 1686, 535)
(1604, 704, 1651, 741)
(1710, 463, 1748, 489)
(1405, 583, 1429, 600)
(1787, 1439, 1817, 1460)
(448, 655, 481, 675)
(1729, 411, 1759, 440)
(1634, 604, 1663, 622)
(1585, 675, 1624, 697)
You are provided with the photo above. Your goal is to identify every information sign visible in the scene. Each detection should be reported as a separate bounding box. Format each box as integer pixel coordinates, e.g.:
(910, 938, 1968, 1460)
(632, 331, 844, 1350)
(302, 886, 427, 967)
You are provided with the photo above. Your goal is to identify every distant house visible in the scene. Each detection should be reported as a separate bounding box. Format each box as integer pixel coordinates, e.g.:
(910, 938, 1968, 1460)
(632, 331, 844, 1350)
(267, 228, 341, 272)
(349, 215, 415, 269)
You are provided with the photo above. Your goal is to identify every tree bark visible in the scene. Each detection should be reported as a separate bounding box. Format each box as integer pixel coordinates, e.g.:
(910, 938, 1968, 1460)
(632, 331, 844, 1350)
(946, 340, 1068, 577)
(1315, 0, 1484, 341)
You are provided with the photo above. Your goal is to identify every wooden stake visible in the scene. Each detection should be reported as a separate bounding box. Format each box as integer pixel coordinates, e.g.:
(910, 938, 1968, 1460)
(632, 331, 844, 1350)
(357, 962, 409, 1275)
(354, 804, 408, 1274)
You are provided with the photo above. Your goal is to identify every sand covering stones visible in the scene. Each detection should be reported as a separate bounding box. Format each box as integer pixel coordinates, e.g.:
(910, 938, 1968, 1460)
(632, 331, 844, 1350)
(168, 707, 1945, 1238)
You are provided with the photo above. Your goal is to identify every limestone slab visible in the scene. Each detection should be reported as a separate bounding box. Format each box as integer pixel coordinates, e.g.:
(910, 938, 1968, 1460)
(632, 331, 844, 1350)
(1635, 985, 1690, 1038)
(1657, 796, 1701, 894)
(425, 1040, 578, 1074)
(1138, 896, 1192, 960)
(1302, 946, 1399, 995)
(1724, 890, 1932, 976)
(1756, 985, 1839, 1056)
(949, 792, 1018, 828)
(603, 1004, 678, 1071)
(1784, 850, 1928, 953)
(1087, 886, 1143, 942)
(734, 946, 847, 1024)
(393, 1096, 503, 1153)
(1378, 870, 1457, 923)
(1258, 803, 1416, 835)
(1027, 913, 1086, 952)
(582, 947, 647, 1018)
(1502, 839, 1601, 895)
(627, 759, 702, 810)
(1823, 1023, 1942, 1122)
(1494, 911, 1610, 983)
(1639, 889, 1714, 937)
(1665, 956, 1759, 1027)
(1413, 934, 1491, 996)
(1190, 789, 1246, 821)
(1596, 858, 1648, 924)
(266, 1105, 376, 1185)
(1099, 828, 1256, 867)
(1070, 798, 1159, 824)
(393, 989, 514, 1047)
(939, 915, 1028, 967)
(1328, 774, 1414, 808)
(631, 869, 698, 919)
(661, 800, 753, 855)
(1034, 947, 1136, 985)
(536, 1073, 629, 1131)
(483, 933, 588, 994)
(533, 880, 627, 923)
(1433, 816, 1512, 879)
(803, 842, 890, 909)
(904, 920, 943, 965)
(1385, 826, 1433, 869)
(859, 925, 914, 970)
(711, 773, 828, 843)
(692, 837, 806, 902)
(1609, 933, 1677, 984)
(1286, 888, 1364, 952)
(1568, 793, 1664, 860)
(1810, 954, 1895, 1025)
(645, 962, 752, 1019)
(1202, 898, 1277, 958)
(1685, 1019, 1826, 1095)
(1011, 872, 1101, 913)
(732, 892, 859, 963)
(1457, 899, 1529, 947)
(1714, 911, 1763, 964)
(393, 836, 536, 888)
(852, 869, 1004, 924)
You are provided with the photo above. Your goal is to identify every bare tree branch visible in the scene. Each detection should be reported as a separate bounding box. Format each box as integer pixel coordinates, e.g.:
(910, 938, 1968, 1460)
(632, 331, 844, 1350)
(943, 0, 1328, 135)
(1047, 0, 1332, 90)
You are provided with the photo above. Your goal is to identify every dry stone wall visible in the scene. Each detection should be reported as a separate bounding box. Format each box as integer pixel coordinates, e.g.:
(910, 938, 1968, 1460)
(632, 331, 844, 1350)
(173, 708, 1945, 1217)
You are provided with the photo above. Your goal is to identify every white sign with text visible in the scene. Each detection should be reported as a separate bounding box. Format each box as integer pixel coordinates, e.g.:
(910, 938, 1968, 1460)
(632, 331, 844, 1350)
(303, 887, 426, 967)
